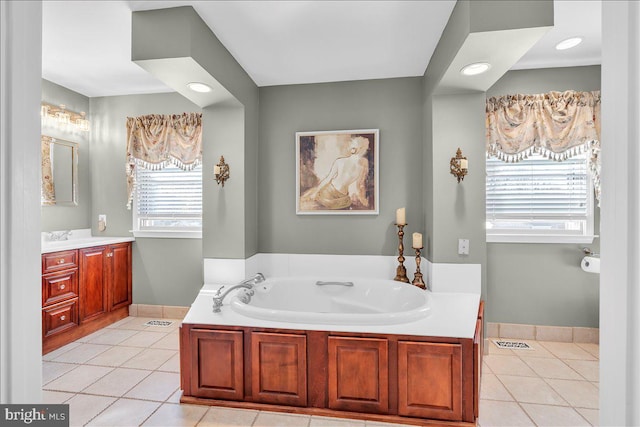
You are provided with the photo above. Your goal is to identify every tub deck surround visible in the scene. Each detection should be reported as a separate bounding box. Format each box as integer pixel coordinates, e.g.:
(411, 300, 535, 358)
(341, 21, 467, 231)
(41, 228, 134, 253)
(180, 278, 483, 425)
(185, 283, 479, 339)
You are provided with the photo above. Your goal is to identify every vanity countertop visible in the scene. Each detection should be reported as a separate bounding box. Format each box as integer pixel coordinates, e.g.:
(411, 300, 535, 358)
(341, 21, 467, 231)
(41, 229, 134, 254)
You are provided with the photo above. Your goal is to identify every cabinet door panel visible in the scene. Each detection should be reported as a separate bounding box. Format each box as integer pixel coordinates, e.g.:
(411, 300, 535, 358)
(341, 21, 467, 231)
(251, 332, 307, 406)
(79, 247, 108, 323)
(398, 341, 462, 421)
(190, 329, 244, 400)
(109, 243, 132, 311)
(328, 336, 388, 414)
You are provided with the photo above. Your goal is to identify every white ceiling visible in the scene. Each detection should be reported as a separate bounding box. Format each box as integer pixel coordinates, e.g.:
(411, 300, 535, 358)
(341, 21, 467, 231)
(42, 0, 601, 98)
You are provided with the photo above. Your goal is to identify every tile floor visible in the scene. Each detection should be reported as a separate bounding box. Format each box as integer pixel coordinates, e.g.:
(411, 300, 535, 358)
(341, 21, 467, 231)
(42, 316, 599, 426)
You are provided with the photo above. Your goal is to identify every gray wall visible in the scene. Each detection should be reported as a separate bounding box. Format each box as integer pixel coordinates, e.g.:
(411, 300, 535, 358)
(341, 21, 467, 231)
(258, 78, 423, 255)
(41, 79, 91, 231)
(485, 66, 601, 327)
(90, 92, 204, 306)
(132, 6, 260, 259)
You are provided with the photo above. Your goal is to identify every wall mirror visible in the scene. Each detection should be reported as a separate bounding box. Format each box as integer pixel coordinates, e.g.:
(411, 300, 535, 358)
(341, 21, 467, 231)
(41, 135, 78, 206)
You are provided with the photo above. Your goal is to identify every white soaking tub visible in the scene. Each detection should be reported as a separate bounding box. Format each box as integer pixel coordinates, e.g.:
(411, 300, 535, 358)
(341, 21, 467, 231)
(227, 277, 431, 325)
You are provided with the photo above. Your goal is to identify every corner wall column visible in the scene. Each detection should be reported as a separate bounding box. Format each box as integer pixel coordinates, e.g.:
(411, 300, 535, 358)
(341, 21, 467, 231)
(600, 1, 640, 424)
(0, 0, 43, 403)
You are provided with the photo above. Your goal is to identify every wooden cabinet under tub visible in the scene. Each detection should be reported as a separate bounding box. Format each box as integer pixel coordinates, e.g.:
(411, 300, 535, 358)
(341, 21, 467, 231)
(180, 301, 484, 426)
(42, 242, 132, 354)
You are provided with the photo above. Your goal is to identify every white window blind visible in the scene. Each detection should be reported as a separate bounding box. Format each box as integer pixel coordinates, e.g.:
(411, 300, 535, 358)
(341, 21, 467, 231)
(134, 164, 202, 234)
(486, 153, 593, 243)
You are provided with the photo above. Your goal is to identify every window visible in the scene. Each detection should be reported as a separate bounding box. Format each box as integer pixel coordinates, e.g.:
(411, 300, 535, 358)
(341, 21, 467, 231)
(486, 152, 594, 243)
(133, 164, 202, 238)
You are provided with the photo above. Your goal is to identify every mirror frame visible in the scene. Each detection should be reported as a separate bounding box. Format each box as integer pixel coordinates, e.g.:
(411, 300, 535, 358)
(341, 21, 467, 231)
(41, 135, 78, 207)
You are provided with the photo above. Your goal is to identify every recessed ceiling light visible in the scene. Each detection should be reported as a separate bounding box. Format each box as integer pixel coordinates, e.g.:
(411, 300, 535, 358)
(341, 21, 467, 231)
(460, 62, 491, 76)
(187, 82, 212, 93)
(555, 37, 583, 51)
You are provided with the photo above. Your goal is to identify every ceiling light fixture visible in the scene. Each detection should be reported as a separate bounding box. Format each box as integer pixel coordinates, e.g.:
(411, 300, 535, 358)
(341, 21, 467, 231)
(187, 82, 212, 93)
(460, 62, 491, 76)
(555, 37, 583, 51)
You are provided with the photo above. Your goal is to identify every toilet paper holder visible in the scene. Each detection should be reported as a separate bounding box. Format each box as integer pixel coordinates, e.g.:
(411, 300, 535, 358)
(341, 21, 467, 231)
(581, 247, 600, 274)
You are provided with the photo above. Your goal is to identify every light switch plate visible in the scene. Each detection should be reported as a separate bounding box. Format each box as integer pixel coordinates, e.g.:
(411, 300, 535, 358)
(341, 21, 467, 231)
(458, 238, 469, 255)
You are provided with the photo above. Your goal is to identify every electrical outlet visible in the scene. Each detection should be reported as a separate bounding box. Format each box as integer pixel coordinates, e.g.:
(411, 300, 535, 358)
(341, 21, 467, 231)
(458, 238, 469, 255)
(98, 214, 107, 232)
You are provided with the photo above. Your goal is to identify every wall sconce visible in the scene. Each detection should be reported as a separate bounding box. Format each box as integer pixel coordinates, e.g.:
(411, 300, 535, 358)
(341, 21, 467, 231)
(450, 147, 468, 183)
(41, 102, 90, 132)
(214, 156, 230, 187)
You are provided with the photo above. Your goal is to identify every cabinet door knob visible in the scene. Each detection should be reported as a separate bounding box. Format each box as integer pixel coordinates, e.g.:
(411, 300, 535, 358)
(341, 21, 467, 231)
(60, 315, 66, 321)
(59, 284, 65, 290)
(106, 253, 113, 257)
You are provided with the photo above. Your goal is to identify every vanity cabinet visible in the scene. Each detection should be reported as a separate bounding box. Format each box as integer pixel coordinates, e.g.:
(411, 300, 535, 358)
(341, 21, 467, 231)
(42, 242, 132, 354)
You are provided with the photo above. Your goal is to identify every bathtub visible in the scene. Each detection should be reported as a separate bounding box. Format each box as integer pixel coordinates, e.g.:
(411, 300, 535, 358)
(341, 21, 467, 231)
(180, 276, 483, 424)
(227, 277, 431, 325)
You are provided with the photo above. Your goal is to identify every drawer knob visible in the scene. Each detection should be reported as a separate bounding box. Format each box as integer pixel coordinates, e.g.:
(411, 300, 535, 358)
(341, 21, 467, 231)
(59, 284, 65, 290)
(60, 315, 66, 321)
(57, 259, 65, 264)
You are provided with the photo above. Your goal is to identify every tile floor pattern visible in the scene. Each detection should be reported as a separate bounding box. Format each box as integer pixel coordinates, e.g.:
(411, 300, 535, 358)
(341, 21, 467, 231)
(42, 317, 600, 426)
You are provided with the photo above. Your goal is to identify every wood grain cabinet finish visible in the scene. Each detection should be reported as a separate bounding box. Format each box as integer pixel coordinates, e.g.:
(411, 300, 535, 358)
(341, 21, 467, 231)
(397, 341, 463, 420)
(79, 246, 109, 323)
(42, 250, 77, 274)
(42, 242, 132, 354)
(108, 243, 132, 311)
(189, 329, 244, 400)
(328, 336, 389, 414)
(181, 305, 484, 426)
(43, 298, 79, 338)
(251, 332, 307, 406)
(474, 301, 484, 418)
(42, 267, 78, 306)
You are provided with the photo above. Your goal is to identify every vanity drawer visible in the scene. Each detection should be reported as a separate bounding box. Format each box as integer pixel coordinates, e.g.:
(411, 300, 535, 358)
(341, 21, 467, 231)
(42, 268, 78, 306)
(43, 298, 79, 338)
(42, 250, 78, 273)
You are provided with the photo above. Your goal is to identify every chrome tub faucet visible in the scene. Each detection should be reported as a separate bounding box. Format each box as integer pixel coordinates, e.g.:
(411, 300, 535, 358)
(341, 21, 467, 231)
(212, 273, 265, 313)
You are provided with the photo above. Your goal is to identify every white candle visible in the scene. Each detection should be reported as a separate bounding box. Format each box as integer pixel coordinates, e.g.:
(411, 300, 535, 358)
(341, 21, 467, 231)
(412, 232, 423, 249)
(396, 208, 406, 225)
(214, 165, 221, 175)
(459, 158, 468, 170)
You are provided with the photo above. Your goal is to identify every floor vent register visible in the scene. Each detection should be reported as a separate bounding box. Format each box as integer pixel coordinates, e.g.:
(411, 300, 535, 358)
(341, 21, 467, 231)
(143, 320, 174, 327)
(492, 340, 532, 350)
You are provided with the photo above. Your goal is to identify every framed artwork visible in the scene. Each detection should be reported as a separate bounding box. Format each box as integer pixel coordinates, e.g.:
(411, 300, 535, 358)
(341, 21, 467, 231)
(296, 129, 379, 215)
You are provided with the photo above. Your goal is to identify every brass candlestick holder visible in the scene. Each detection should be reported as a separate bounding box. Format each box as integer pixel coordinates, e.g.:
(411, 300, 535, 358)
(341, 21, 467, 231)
(412, 247, 426, 290)
(394, 224, 410, 283)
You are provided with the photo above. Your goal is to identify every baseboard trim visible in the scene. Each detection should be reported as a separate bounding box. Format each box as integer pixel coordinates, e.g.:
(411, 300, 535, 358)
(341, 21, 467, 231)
(129, 304, 189, 320)
(486, 322, 599, 343)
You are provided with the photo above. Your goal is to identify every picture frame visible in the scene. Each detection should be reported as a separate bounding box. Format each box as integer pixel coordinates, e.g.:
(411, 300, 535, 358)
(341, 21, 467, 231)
(296, 129, 379, 215)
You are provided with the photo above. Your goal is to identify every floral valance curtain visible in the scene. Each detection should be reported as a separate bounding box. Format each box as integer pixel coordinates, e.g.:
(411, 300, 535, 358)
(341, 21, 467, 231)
(126, 113, 202, 208)
(486, 90, 601, 203)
